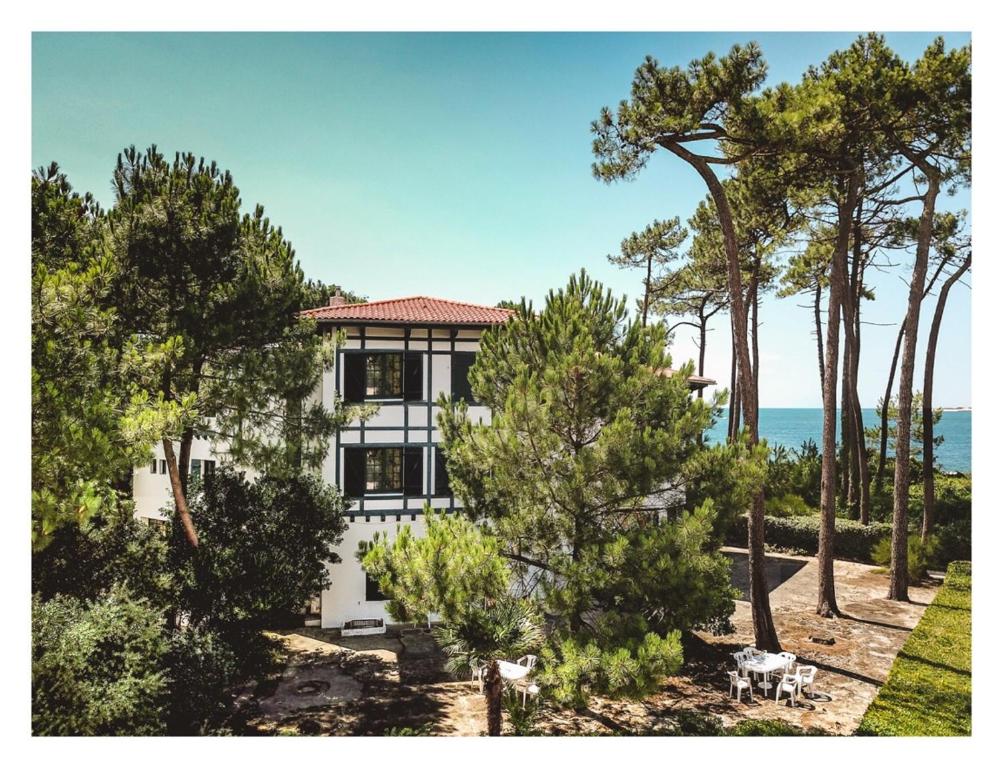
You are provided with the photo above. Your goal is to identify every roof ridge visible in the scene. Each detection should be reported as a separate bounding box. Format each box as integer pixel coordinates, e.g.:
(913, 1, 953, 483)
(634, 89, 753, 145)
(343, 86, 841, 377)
(301, 294, 514, 314)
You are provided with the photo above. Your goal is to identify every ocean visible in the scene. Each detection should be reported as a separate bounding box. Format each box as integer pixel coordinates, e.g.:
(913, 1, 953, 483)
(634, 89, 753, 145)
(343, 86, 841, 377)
(704, 408, 972, 473)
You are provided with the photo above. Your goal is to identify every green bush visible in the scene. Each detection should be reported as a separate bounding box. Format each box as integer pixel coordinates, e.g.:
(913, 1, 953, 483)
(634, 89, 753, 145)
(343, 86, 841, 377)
(858, 560, 971, 735)
(871, 534, 939, 584)
(32, 502, 171, 607)
(503, 688, 542, 735)
(765, 493, 815, 518)
(765, 440, 822, 507)
(32, 588, 168, 735)
(727, 514, 892, 563)
(935, 518, 971, 568)
(164, 625, 242, 735)
(945, 560, 971, 589)
(172, 467, 347, 628)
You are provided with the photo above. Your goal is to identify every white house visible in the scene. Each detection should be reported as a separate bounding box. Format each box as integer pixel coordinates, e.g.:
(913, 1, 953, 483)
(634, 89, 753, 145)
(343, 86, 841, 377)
(133, 293, 713, 631)
(298, 294, 515, 628)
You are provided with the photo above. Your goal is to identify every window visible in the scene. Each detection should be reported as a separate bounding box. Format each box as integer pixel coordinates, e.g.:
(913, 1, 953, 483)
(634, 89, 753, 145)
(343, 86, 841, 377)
(365, 448, 403, 493)
(365, 573, 388, 602)
(343, 446, 423, 497)
(150, 460, 157, 474)
(366, 353, 403, 398)
(343, 352, 424, 403)
(451, 352, 477, 403)
(159, 459, 167, 475)
(189, 459, 215, 483)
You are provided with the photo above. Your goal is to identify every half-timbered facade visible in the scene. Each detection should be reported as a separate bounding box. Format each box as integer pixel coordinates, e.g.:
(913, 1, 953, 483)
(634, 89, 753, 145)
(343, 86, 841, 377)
(299, 295, 513, 628)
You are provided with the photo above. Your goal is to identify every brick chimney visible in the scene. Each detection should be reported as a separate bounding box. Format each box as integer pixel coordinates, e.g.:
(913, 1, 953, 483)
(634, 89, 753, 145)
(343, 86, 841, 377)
(329, 292, 346, 306)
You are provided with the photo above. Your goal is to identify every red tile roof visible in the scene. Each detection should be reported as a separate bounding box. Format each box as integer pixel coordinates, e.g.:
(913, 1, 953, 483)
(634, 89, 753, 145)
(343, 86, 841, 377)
(299, 295, 514, 326)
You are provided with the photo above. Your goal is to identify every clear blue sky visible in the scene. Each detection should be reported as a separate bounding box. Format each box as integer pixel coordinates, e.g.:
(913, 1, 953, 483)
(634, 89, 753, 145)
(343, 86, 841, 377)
(32, 32, 971, 408)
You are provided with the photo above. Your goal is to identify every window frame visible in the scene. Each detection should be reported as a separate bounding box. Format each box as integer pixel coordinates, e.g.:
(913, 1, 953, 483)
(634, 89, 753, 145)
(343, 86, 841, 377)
(364, 447, 404, 494)
(364, 352, 404, 401)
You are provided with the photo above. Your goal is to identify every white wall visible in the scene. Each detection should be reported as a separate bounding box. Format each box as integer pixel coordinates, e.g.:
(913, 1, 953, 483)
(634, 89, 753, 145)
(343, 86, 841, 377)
(132, 437, 221, 521)
(321, 516, 428, 629)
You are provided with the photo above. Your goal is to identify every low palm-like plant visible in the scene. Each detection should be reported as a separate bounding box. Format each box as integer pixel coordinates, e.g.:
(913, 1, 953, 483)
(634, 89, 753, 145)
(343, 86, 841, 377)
(433, 597, 543, 736)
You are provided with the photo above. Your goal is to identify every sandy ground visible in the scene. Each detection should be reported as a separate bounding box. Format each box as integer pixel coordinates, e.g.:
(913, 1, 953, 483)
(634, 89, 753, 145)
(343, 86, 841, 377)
(239, 550, 937, 736)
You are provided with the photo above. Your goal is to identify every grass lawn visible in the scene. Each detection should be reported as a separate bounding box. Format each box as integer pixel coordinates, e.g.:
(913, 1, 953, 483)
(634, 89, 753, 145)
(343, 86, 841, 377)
(857, 561, 972, 736)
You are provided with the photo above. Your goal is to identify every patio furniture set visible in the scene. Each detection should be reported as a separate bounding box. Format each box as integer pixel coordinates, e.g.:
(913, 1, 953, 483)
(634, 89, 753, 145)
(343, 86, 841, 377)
(729, 647, 817, 706)
(472, 655, 540, 706)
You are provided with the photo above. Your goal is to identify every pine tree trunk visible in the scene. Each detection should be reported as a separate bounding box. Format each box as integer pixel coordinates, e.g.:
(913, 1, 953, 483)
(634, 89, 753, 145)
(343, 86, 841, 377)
(814, 282, 825, 397)
(852, 319, 870, 524)
(640, 254, 653, 327)
(889, 176, 940, 601)
(163, 437, 199, 548)
(847, 206, 869, 523)
(818, 174, 858, 618)
(839, 340, 855, 514)
(876, 322, 905, 495)
(697, 301, 708, 400)
(178, 427, 194, 496)
(921, 253, 971, 540)
(484, 660, 503, 736)
(663, 143, 780, 651)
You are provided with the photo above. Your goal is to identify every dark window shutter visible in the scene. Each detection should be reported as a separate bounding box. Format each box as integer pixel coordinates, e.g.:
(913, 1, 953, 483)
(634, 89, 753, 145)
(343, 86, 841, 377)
(404, 352, 423, 402)
(435, 447, 452, 496)
(451, 352, 476, 403)
(404, 446, 423, 497)
(343, 447, 365, 497)
(343, 355, 365, 403)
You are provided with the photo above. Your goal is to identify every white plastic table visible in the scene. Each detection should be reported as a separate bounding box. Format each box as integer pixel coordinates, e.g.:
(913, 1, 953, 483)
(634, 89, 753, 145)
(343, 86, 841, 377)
(497, 660, 531, 682)
(742, 653, 789, 694)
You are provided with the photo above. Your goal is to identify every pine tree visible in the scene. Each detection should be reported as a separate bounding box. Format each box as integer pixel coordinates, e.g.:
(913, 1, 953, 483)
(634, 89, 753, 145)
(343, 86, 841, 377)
(436, 271, 753, 704)
(107, 146, 363, 547)
(607, 217, 687, 326)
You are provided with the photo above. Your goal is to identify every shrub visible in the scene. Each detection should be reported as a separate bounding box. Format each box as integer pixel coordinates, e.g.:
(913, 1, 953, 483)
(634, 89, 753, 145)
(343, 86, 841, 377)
(727, 514, 892, 563)
(945, 560, 971, 589)
(171, 467, 346, 628)
(871, 534, 939, 584)
(935, 518, 971, 567)
(164, 625, 241, 735)
(765, 493, 815, 518)
(503, 688, 542, 735)
(765, 440, 822, 507)
(32, 502, 171, 607)
(32, 588, 168, 735)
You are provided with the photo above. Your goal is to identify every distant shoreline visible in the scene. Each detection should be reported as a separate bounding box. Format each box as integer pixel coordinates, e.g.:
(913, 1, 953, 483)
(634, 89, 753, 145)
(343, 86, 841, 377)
(718, 406, 972, 412)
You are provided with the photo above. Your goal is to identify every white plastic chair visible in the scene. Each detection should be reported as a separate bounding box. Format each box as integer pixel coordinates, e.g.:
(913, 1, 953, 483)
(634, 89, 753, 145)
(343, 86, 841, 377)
(733, 650, 750, 674)
(743, 646, 761, 657)
(522, 682, 540, 707)
(728, 670, 754, 703)
(516, 654, 538, 671)
(472, 661, 490, 692)
(775, 673, 800, 706)
(795, 665, 817, 699)
(772, 651, 797, 681)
